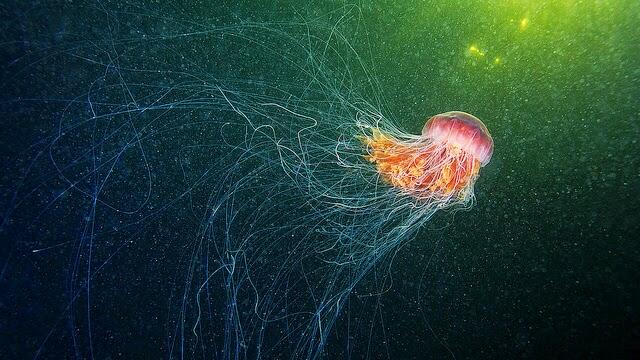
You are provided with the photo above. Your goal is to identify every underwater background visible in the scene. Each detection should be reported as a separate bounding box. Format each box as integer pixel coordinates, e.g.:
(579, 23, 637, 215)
(1, 0, 639, 359)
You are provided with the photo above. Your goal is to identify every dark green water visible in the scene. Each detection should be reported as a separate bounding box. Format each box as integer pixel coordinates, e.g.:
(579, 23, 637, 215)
(1, 1, 638, 359)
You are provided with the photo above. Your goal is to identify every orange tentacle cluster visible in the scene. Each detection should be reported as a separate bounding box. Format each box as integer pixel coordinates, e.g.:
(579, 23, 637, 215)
(362, 128, 480, 198)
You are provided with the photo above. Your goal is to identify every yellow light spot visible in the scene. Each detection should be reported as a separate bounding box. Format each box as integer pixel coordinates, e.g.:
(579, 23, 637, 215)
(493, 57, 501, 65)
(468, 45, 485, 57)
(519, 18, 529, 31)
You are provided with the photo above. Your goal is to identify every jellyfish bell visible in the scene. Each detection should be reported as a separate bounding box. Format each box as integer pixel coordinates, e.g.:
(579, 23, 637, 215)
(363, 111, 493, 203)
(423, 111, 494, 166)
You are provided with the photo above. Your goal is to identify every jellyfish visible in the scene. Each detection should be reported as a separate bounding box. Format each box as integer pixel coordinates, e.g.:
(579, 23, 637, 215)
(362, 111, 493, 205)
(1, 7, 497, 359)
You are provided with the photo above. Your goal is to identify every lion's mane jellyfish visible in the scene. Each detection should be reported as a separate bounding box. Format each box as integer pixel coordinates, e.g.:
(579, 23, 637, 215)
(363, 111, 493, 202)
